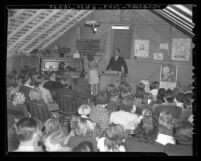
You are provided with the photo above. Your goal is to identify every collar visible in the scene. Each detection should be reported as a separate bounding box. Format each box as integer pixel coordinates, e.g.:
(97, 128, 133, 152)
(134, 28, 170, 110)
(97, 104, 108, 108)
(24, 84, 34, 88)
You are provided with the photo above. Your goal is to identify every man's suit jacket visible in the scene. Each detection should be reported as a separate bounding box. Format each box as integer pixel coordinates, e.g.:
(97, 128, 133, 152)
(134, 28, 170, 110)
(106, 56, 128, 74)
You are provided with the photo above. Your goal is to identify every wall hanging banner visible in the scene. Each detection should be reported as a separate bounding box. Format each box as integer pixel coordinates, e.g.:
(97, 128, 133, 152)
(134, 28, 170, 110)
(134, 40, 149, 58)
(159, 64, 178, 90)
(154, 53, 164, 60)
(171, 38, 191, 61)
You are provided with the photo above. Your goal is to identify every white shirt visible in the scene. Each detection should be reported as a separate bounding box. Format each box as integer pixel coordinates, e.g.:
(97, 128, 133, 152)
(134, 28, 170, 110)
(110, 110, 143, 130)
(14, 145, 37, 152)
(155, 133, 175, 146)
(97, 137, 125, 152)
(38, 86, 53, 104)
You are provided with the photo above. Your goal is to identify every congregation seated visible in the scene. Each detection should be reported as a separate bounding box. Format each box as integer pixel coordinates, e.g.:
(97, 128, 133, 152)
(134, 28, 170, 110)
(126, 109, 164, 152)
(35, 75, 54, 104)
(97, 124, 126, 152)
(19, 74, 35, 103)
(7, 71, 194, 155)
(164, 121, 193, 156)
(13, 117, 43, 152)
(7, 92, 29, 152)
(155, 110, 176, 146)
(42, 130, 71, 152)
(27, 88, 52, 123)
(7, 92, 29, 126)
(89, 92, 111, 133)
(66, 116, 98, 151)
(73, 72, 91, 104)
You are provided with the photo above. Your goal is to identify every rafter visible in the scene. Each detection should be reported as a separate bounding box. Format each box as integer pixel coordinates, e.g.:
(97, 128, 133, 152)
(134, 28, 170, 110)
(8, 9, 44, 40)
(25, 10, 87, 53)
(41, 11, 92, 49)
(8, 9, 26, 23)
(19, 10, 72, 52)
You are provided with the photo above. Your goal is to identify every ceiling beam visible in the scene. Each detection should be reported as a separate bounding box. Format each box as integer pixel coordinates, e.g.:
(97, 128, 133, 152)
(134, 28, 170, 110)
(8, 9, 44, 40)
(25, 10, 88, 53)
(41, 11, 92, 49)
(8, 9, 26, 21)
(19, 10, 72, 52)
(7, 10, 46, 53)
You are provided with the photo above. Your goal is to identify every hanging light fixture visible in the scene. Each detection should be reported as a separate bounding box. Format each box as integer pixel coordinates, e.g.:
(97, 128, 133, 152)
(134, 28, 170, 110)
(84, 11, 100, 34)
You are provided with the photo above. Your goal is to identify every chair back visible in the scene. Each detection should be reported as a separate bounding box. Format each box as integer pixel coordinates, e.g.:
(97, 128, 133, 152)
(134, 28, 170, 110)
(58, 94, 78, 113)
(28, 101, 51, 123)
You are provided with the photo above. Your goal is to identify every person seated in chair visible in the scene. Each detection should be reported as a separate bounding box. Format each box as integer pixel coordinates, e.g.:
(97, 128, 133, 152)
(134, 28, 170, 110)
(13, 117, 43, 152)
(28, 88, 52, 123)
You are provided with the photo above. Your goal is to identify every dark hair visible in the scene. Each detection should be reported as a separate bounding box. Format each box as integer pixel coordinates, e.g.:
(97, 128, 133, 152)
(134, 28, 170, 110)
(72, 141, 94, 152)
(165, 89, 175, 103)
(149, 81, 159, 90)
(87, 55, 94, 61)
(134, 114, 159, 143)
(183, 93, 193, 109)
(156, 88, 166, 104)
(175, 121, 193, 145)
(14, 117, 42, 142)
(21, 73, 32, 84)
(135, 86, 145, 99)
(95, 92, 109, 105)
(79, 72, 86, 79)
(176, 92, 185, 103)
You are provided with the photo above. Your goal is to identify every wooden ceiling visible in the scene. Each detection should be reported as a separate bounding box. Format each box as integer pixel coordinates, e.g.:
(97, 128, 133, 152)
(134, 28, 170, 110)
(7, 5, 194, 57)
(7, 9, 92, 57)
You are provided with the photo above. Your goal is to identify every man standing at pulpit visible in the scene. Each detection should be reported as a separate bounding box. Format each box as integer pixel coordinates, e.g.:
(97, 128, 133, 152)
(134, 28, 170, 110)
(106, 48, 128, 75)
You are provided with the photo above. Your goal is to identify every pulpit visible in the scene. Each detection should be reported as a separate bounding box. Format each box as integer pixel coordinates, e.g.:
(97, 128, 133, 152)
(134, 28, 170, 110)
(99, 71, 121, 91)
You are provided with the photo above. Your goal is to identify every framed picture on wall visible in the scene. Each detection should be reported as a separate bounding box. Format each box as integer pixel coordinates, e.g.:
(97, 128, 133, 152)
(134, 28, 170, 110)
(171, 38, 191, 61)
(154, 53, 164, 60)
(134, 40, 150, 58)
(159, 64, 178, 90)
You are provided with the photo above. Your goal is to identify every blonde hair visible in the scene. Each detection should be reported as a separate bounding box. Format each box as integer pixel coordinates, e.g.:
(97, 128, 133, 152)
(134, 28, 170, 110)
(29, 87, 43, 101)
(158, 110, 174, 129)
(104, 124, 126, 151)
(12, 92, 25, 105)
(44, 117, 62, 135)
(44, 130, 66, 146)
(71, 116, 94, 136)
(78, 105, 91, 117)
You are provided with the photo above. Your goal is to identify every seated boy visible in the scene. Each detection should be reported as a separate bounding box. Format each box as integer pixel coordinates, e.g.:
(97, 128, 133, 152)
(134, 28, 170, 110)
(14, 117, 43, 152)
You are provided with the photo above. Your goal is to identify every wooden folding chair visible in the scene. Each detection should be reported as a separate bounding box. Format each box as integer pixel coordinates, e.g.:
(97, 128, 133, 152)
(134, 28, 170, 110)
(57, 94, 78, 130)
(27, 101, 52, 123)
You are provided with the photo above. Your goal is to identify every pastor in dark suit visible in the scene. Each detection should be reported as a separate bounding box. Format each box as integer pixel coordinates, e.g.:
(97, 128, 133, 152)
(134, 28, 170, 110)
(106, 48, 128, 74)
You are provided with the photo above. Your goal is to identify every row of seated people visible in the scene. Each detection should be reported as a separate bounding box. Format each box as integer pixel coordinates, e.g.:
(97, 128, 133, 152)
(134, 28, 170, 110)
(7, 105, 193, 155)
(7, 68, 193, 154)
(7, 89, 193, 155)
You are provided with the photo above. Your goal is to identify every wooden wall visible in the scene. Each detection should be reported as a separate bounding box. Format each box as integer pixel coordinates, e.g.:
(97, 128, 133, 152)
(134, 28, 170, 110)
(45, 10, 193, 88)
(7, 55, 39, 74)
